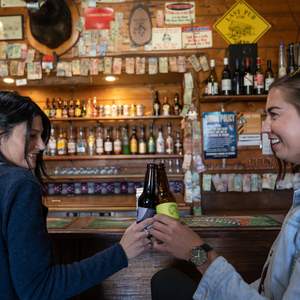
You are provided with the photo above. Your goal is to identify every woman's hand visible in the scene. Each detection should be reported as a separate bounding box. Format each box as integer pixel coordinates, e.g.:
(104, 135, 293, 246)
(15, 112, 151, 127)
(149, 214, 203, 261)
(120, 218, 153, 260)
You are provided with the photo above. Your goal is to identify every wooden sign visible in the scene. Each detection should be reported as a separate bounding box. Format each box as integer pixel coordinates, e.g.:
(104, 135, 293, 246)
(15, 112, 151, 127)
(129, 5, 152, 46)
(214, 0, 271, 44)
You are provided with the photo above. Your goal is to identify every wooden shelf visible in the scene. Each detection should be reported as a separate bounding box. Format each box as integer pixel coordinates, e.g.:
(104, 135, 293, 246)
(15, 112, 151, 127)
(44, 174, 184, 181)
(11, 72, 184, 88)
(50, 115, 183, 122)
(44, 154, 183, 161)
(201, 95, 267, 103)
(44, 194, 188, 212)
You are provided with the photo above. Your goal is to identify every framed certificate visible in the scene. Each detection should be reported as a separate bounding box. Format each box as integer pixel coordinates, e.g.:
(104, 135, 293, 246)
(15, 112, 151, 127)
(0, 15, 23, 40)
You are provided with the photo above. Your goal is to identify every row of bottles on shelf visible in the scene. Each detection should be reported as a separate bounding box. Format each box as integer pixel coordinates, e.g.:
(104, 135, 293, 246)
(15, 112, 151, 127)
(205, 42, 300, 96)
(46, 123, 183, 156)
(46, 180, 183, 196)
(43, 91, 182, 119)
(205, 56, 274, 96)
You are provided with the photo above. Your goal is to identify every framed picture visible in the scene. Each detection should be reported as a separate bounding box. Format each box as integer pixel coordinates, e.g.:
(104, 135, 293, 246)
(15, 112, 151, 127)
(0, 15, 23, 40)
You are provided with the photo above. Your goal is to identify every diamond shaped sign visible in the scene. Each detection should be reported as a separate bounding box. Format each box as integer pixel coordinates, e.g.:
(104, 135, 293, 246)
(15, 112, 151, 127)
(214, 0, 271, 44)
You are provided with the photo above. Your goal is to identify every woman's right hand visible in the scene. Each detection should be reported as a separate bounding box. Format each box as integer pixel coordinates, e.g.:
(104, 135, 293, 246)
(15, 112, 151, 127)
(120, 218, 153, 260)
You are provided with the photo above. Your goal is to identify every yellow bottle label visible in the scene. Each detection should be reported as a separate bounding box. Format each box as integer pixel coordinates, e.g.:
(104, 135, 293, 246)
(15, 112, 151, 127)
(156, 202, 179, 219)
(130, 139, 137, 153)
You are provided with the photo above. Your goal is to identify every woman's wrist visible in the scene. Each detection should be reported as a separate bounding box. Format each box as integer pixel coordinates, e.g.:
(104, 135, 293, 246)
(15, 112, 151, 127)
(196, 250, 218, 275)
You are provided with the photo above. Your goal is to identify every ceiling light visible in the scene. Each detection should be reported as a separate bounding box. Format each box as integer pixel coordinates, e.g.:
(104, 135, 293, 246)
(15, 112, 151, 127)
(105, 75, 117, 82)
(3, 77, 15, 84)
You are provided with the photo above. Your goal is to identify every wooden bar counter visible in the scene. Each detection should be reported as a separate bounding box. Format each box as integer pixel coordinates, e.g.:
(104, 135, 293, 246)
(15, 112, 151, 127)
(48, 215, 283, 300)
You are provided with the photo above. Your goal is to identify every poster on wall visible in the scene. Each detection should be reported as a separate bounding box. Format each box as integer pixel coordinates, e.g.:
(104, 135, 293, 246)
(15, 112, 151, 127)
(149, 27, 182, 50)
(202, 112, 237, 159)
(182, 26, 212, 49)
(84, 7, 114, 30)
(0, 0, 26, 7)
(214, 0, 271, 44)
(165, 2, 195, 25)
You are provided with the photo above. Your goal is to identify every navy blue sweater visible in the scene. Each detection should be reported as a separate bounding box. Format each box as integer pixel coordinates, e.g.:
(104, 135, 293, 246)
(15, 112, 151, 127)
(0, 163, 128, 300)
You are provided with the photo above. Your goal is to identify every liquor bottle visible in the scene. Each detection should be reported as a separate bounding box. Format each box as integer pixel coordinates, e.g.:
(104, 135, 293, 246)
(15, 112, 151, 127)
(130, 127, 138, 155)
(264, 60, 275, 93)
(254, 57, 264, 95)
(138, 126, 147, 154)
(49, 98, 56, 118)
(47, 126, 57, 156)
(62, 100, 68, 118)
(74, 99, 82, 117)
(95, 126, 104, 155)
(122, 126, 130, 155)
(87, 127, 96, 156)
(86, 98, 93, 117)
(221, 57, 232, 95)
(57, 127, 67, 155)
(205, 59, 218, 95)
(153, 90, 160, 116)
(81, 99, 87, 117)
(287, 43, 296, 74)
(68, 99, 75, 117)
(156, 163, 179, 219)
(165, 123, 174, 154)
(67, 126, 76, 155)
(43, 98, 50, 117)
(173, 93, 182, 116)
(56, 98, 63, 118)
(162, 96, 171, 116)
(104, 127, 113, 155)
(136, 163, 159, 223)
(174, 130, 183, 155)
(232, 58, 242, 95)
(147, 124, 156, 154)
(76, 127, 87, 155)
(243, 57, 253, 95)
(92, 96, 98, 117)
(113, 127, 122, 155)
(156, 126, 165, 154)
(278, 41, 287, 78)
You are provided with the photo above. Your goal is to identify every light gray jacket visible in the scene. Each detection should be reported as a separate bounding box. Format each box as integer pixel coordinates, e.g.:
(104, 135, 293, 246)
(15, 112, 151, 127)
(194, 189, 300, 300)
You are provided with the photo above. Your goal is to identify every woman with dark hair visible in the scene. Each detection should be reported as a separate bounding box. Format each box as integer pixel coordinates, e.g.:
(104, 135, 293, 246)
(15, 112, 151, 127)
(150, 71, 300, 300)
(0, 91, 153, 300)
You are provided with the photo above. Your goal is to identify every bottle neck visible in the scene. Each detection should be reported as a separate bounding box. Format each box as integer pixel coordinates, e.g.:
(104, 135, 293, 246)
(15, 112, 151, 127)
(158, 165, 171, 192)
(143, 165, 157, 195)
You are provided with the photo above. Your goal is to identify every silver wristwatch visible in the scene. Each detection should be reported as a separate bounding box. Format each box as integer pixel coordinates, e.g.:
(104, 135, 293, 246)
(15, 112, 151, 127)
(190, 243, 213, 266)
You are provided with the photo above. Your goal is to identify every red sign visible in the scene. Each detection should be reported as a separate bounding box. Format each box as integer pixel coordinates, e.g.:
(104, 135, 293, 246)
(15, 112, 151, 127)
(84, 8, 114, 30)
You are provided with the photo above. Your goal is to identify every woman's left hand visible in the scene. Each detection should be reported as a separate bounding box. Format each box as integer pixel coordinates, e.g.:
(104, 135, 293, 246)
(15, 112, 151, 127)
(149, 214, 203, 261)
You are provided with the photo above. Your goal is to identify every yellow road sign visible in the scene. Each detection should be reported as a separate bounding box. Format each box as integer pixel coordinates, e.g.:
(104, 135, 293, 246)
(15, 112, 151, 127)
(214, 0, 271, 44)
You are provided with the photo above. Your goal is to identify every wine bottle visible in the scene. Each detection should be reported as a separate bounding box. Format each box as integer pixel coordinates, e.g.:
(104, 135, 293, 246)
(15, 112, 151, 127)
(221, 57, 232, 95)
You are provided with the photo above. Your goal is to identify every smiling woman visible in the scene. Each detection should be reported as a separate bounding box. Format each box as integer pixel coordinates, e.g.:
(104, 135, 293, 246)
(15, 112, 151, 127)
(0, 91, 153, 300)
(150, 72, 300, 300)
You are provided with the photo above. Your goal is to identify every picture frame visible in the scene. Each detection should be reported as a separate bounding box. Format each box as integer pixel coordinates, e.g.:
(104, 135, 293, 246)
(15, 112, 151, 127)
(0, 15, 23, 40)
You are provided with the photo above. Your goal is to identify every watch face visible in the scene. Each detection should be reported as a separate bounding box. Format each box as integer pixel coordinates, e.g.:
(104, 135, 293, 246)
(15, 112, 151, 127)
(191, 247, 208, 266)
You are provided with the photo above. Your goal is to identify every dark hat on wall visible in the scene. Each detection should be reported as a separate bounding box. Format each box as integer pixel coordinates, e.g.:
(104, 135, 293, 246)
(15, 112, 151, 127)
(28, 0, 72, 49)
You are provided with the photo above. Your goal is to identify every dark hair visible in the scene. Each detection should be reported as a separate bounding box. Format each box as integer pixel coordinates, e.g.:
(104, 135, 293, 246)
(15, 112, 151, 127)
(0, 91, 51, 185)
(269, 71, 300, 180)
